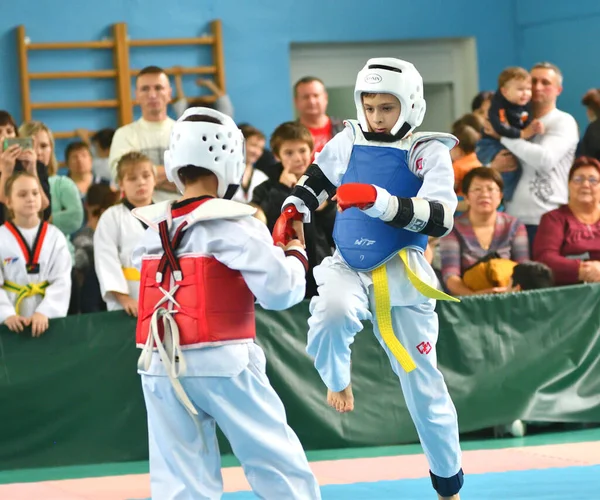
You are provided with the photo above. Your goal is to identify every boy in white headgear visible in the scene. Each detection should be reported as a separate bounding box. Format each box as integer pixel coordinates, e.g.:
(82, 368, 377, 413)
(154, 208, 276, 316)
(130, 108, 321, 500)
(274, 58, 464, 499)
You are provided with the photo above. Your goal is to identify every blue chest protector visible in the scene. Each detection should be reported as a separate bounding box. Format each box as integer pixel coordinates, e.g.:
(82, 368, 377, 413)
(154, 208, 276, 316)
(333, 143, 428, 272)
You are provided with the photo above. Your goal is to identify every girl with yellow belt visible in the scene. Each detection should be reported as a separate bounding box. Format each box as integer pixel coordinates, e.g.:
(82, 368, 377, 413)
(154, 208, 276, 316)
(94, 152, 155, 315)
(0, 172, 71, 336)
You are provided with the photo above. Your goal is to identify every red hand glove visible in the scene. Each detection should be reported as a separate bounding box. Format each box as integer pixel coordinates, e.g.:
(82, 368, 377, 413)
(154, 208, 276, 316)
(336, 183, 377, 211)
(273, 205, 302, 246)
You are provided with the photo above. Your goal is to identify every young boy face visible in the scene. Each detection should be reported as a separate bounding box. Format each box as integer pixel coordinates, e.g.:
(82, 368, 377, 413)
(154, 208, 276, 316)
(362, 93, 402, 134)
(500, 77, 532, 106)
(277, 140, 312, 178)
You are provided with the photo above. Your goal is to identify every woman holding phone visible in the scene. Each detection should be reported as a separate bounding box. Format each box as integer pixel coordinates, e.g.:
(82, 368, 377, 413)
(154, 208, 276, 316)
(0, 111, 50, 225)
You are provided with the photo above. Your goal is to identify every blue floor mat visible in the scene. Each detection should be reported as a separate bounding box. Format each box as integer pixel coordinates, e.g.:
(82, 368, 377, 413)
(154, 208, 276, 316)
(222, 464, 600, 499)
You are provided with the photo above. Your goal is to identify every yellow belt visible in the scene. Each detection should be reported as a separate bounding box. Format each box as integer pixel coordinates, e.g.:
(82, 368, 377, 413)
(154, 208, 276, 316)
(122, 267, 141, 281)
(372, 248, 460, 373)
(1, 280, 50, 315)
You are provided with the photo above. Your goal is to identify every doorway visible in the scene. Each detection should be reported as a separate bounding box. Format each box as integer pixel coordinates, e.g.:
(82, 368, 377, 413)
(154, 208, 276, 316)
(290, 38, 478, 133)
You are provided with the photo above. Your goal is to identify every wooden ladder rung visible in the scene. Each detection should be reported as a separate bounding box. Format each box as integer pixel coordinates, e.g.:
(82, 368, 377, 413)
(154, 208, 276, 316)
(185, 95, 218, 105)
(31, 100, 118, 110)
(27, 40, 114, 50)
(129, 36, 214, 47)
(130, 66, 217, 77)
(29, 70, 117, 80)
(53, 131, 78, 139)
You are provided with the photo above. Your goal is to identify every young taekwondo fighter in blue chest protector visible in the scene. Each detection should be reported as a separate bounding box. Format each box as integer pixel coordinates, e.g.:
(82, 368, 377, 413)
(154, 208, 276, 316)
(131, 108, 320, 500)
(274, 58, 464, 500)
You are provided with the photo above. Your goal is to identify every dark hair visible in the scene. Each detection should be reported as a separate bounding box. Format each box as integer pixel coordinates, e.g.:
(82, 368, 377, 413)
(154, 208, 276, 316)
(0, 110, 18, 136)
(462, 166, 504, 195)
(452, 124, 480, 155)
(471, 91, 493, 112)
(293, 76, 325, 97)
(512, 262, 554, 290)
(65, 141, 91, 162)
(239, 124, 265, 141)
(138, 65, 166, 78)
(270, 121, 314, 157)
(453, 113, 484, 132)
(568, 156, 600, 181)
(582, 89, 600, 118)
(86, 183, 119, 217)
(91, 128, 115, 150)
(177, 114, 223, 184)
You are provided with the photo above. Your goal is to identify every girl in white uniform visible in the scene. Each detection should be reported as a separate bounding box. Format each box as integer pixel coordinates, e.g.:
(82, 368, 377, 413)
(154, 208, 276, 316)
(94, 152, 156, 315)
(0, 172, 71, 336)
(231, 124, 269, 205)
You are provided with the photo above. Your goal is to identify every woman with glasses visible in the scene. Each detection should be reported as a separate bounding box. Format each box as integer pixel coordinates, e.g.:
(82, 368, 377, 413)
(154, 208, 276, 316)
(439, 167, 530, 296)
(533, 157, 600, 285)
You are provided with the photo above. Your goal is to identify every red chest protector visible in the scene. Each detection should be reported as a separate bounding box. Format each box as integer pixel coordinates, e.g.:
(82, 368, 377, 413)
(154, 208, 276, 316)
(135, 217, 255, 350)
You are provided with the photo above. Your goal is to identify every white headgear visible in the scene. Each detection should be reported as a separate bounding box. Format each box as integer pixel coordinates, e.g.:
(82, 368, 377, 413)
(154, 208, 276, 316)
(164, 107, 245, 198)
(354, 57, 426, 138)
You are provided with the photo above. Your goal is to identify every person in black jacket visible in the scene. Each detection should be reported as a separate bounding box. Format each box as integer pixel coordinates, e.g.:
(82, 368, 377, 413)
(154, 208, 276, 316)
(578, 88, 600, 160)
(251, 122, 336, 298)
(0, 111, 50, 225)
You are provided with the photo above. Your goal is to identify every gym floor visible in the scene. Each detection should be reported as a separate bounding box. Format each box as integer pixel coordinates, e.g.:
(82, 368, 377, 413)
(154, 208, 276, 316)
(1, 428, 598, 499)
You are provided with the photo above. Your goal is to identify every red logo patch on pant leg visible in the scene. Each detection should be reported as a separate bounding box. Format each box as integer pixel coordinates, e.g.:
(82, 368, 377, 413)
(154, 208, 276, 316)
(417, 341, 432, 354)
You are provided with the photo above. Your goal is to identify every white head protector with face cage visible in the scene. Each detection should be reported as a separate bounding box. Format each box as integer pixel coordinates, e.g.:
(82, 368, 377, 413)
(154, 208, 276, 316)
(164, 107, 245, 198)
(354, 57, 427, 138)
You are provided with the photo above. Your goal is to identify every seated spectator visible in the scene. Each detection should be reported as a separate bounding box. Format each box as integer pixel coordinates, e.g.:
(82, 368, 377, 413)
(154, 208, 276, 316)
(293, 76, 344, 158)
(454, 112, 485, 132)
(578, 88, 600, 161)
(509, 261, 554, 291)
(0, 172, 71, 336)
(0, 113, 50, 224)
(65, 141, 104, 199)
(76, 127, 115, 182)
(251, 122, 336, 298)
(109, 66, 176, 202)
(533, 157, 600, 286)
(72, 183, 120, 314)
(20, 121, 84, 261)
(471, 90, 494, 121)
(94, 152, 155, 315)
(439, 167, 530, 295)
(231, 125, 269, 204)
(450, 117, 482, 214)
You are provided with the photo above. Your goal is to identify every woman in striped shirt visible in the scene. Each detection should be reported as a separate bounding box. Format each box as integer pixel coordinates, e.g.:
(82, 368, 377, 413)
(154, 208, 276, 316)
(440, 167, 530, 296)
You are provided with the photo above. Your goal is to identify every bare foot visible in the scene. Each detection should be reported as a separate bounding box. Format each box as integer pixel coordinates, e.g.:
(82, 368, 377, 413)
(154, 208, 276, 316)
(327, 385, 354, 413)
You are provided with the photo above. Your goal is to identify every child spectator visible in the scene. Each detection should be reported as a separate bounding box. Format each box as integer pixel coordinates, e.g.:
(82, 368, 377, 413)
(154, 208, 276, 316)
(251, 122, 336, 298)
(476, 67, 542, 202)
(94, 152, 155, 315)
(0, 172, 71, 335)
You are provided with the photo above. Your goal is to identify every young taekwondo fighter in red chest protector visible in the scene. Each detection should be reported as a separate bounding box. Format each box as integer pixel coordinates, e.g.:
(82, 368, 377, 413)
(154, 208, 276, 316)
(130, 108, 321, 500)
(274, 58, 464, 500)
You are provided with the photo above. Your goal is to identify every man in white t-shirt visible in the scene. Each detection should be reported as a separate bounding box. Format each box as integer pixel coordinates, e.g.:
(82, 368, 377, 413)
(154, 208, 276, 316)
(485, 62, 579, 247)
(109, 66, 177, 201)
